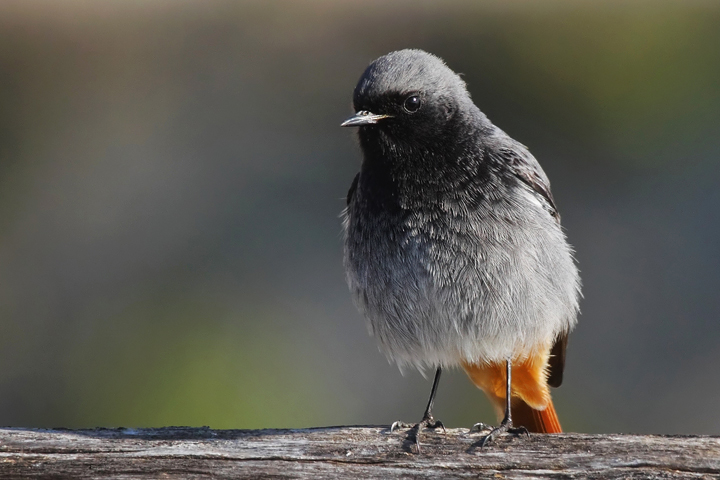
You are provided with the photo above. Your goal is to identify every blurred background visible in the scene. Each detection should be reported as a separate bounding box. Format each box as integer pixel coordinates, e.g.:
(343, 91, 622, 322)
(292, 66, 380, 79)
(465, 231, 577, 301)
(0, 0, 719, 434)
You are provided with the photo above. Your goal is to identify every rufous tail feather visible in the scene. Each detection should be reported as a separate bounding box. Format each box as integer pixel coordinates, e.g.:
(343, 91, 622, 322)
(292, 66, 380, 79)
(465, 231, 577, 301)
(511, 397, 562, 433)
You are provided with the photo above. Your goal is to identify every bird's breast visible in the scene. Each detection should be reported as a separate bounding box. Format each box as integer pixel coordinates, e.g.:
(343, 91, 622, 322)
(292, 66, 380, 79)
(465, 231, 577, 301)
(342, 178, 578, 369)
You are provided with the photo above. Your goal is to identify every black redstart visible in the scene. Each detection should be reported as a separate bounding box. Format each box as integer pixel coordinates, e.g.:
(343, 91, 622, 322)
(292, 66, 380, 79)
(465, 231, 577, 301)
(341, 49, 581, 450)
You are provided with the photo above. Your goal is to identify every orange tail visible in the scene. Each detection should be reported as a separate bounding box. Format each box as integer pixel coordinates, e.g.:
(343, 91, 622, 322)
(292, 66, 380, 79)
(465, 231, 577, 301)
(512, 398, 562, 433)
(462, 351, 564, 434)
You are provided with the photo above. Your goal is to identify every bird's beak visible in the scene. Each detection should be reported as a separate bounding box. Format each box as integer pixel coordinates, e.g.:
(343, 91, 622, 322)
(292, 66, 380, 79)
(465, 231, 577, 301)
(340, 110, 392, 127)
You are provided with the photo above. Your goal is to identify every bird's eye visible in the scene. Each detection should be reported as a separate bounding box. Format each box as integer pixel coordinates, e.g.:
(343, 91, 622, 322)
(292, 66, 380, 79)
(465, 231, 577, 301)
(403, 95, 421, 113)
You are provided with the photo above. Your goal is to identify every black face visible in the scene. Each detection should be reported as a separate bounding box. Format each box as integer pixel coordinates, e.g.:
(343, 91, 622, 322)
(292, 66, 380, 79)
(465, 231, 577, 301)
(354, 88, 458, 151)
(345, 50, 485, 201)
(352, 88, 424, 121)
(345, 50, 473, 154)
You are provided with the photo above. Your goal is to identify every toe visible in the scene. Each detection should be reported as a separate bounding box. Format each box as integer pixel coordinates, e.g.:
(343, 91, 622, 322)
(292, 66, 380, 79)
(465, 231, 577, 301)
(469, 422, 491, 433)
(390, 421, 411, 432)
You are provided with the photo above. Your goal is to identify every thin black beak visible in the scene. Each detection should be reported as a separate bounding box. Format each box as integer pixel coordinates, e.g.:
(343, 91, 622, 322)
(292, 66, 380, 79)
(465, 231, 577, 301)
(340, 110, 392, 127)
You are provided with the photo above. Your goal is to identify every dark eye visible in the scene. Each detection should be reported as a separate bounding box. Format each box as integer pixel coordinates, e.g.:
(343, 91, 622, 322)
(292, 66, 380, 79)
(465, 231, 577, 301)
(403, 95, 421, 113)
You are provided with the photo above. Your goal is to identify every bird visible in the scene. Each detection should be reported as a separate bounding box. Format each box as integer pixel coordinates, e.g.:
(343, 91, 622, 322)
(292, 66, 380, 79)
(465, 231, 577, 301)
(341, 49, 581, 450)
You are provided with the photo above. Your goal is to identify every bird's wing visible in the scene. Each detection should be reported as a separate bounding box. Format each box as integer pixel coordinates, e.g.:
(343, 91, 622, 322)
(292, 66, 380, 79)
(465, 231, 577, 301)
(489, 145, 559, 222)
(547, 333, 568, 388)
(489, 142, 567, 385)
(346, 173, 359, 206)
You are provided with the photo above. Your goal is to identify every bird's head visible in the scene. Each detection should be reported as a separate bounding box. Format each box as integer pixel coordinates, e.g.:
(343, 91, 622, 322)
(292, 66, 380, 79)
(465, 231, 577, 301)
(341, 49, 478, 152)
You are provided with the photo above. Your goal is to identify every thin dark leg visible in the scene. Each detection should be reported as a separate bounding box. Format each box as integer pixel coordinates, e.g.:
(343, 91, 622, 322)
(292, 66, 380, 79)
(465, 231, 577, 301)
(501, 358, 512, 425)
(422, 367, 443, 423)
(391, 367, 445, 453)
(478, 359, 528, 448)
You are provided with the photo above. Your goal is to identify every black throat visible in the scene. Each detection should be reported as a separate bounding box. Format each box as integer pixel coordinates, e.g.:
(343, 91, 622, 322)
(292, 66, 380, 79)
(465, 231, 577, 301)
(356, 116, 492, 214)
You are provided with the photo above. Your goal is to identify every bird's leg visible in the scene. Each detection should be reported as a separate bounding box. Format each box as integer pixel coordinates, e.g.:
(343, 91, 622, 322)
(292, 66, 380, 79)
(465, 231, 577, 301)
(391, 367, 445, 453)
(476, 359, 529, 448)
(418, 366, 445, 429)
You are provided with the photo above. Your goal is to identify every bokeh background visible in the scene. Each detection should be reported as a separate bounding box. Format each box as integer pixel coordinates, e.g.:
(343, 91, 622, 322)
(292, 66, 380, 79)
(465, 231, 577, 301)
(1, 0, 719, 434)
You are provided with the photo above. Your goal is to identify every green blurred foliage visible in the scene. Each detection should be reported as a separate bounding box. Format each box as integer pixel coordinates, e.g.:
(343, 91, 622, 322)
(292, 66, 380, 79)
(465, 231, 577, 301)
(58, 293, 331, 428)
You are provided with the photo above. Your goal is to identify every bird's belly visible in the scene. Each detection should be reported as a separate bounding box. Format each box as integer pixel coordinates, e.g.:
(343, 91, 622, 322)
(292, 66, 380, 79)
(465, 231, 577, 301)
(344, 210, 577, 370)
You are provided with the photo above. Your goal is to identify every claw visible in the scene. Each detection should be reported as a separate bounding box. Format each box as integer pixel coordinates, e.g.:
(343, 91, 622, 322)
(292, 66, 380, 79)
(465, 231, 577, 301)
(478, 421, 529, 448)
(390, 416, 445, 453)
(390, 421, 412, 432)
(428, 418, 446, 434)
(469, 422, 491, 433)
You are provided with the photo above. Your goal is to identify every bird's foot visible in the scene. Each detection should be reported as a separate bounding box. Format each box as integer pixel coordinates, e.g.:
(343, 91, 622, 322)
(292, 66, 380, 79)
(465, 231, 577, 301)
(390, 414, 445, 453)
(469, 419, 528, 448)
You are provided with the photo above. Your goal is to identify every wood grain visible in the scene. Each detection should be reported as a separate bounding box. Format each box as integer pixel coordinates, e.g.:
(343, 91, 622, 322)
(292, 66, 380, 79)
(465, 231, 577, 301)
(0, 426, 718, 479)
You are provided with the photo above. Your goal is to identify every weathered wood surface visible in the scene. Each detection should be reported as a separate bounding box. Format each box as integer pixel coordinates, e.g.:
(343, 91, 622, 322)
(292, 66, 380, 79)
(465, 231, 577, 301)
(0, 426, 718, 479)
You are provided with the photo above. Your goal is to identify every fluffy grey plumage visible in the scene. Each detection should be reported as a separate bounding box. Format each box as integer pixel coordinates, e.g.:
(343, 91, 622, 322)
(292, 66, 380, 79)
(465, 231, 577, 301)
(342, 49, 581, 374)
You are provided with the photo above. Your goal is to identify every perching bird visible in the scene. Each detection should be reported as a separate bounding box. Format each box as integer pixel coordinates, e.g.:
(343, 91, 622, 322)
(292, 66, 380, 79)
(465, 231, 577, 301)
(341, 49, 581, 450)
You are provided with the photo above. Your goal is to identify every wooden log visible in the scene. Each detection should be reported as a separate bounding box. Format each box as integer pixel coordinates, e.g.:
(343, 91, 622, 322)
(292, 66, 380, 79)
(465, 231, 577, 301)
(0, 426, 718, 479)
